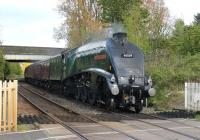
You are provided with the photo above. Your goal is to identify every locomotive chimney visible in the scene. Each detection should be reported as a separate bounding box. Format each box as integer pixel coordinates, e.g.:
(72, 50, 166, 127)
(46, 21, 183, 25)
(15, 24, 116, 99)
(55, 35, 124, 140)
(112, 32, 127, 45)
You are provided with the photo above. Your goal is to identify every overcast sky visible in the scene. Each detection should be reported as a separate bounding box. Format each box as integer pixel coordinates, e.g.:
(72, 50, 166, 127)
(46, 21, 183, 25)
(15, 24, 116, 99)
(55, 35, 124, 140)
(0, 0, 200, 48)
(0, 0, 65, 47)
(165, 0, 200, 25)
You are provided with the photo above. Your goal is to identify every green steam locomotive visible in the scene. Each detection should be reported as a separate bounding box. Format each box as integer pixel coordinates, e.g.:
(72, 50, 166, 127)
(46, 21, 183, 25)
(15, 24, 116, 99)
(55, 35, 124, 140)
(25, 32, 155, 113)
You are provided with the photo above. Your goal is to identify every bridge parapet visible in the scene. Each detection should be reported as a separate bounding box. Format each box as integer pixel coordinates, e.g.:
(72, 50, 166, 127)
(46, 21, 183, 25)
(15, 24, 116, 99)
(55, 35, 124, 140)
(4, 54, 52, 62)
(0, 45, 64, 62)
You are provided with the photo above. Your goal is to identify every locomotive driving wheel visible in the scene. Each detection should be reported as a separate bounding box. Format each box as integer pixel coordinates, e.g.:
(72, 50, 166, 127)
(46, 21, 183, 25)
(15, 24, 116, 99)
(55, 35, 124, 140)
(135, 100, 143, 113)
(135, 90, 143, 113)
(88, 89, 96, 105)
(81, 86, 88, 103)
(105, 96, 116, 111)
(88, 82, 98, 105)
(63, 86, 70, 97)
(104, 81, 116, 111)
(75, 86, 81, 101)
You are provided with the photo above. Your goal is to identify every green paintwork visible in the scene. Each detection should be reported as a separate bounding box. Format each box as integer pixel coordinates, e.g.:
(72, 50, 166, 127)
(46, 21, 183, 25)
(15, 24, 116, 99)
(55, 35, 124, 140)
(63, 45, 110, 80)
(47, 41, 111, 81)
(49, 55, 62, 80)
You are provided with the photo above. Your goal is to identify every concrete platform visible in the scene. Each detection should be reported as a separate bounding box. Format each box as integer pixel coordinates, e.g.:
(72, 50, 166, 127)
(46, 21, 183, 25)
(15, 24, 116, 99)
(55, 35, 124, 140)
(0, 123, 131, 140)
(0, 124, 80, 140)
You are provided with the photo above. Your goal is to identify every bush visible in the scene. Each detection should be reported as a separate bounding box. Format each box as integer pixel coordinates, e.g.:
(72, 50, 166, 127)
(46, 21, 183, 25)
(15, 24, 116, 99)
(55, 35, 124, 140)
(4, 62, 22, 79)
(146, 53, 200, 110)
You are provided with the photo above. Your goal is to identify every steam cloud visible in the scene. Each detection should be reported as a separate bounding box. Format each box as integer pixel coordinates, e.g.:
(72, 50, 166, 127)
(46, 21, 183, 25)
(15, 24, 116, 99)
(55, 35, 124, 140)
(84, 23, 127, 44)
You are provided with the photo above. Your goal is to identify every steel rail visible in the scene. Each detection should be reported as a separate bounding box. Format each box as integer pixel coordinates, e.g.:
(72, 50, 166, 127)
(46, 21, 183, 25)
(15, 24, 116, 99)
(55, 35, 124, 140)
(112, 112, 200, 140)
(141, 113, 200, 131)
(18, 90, 89, 140)
(20, 84, 140, 140)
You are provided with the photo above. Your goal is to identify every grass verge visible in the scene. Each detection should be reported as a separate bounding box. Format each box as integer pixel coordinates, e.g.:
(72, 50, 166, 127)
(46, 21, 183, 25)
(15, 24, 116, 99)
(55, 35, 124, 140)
(17, 124, 32, 131)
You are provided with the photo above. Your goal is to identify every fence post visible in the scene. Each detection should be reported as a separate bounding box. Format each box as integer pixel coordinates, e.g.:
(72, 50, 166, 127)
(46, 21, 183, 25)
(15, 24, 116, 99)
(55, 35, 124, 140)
(185, 82, 187, 109)
(0, 80, 18, 132)
(7, 80, 12, 131)
(13, 80, 18, 131)
(3, 81, 7, 131)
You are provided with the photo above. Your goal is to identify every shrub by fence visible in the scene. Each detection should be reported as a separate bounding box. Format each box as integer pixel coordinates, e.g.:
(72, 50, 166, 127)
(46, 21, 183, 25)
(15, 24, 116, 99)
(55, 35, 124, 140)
(0, 80, 18, 132)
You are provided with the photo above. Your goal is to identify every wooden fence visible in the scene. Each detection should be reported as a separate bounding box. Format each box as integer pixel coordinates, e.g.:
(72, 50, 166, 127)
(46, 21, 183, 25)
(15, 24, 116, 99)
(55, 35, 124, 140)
(185, 82, 200, 111)
(0, 80, 18, 132)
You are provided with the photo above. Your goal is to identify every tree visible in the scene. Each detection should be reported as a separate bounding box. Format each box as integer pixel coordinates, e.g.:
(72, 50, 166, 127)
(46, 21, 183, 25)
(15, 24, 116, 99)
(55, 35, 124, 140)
(4, 61, 10, 78)
(169, 19, 185, 53)
(144, 0, 171, 50)
(123, 0, 150, 51)
(55, 0, 102, 48)
(183, 25, 200, 55)
(0, 50, 5, 79)
(4, 62, 22, 79)
(169, 18, 200, 55)
(97, 0, 135, 23)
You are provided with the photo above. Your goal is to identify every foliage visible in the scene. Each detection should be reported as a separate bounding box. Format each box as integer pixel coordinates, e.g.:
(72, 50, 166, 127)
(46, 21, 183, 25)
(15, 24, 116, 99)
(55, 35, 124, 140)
(123, 0, 150, 51)
(182, 25, 200, 55)
(17, 124, 31, 131)
(195, 113, 200, 121)
(55, 0, 102, 48)
(147, 52, 200, 109)
(97, 0, 136, 23)
(4, 62, 22, 79)
(4, 61, 10, 78)
(142, 13, 200, 109)
(170, 19, 185, 53)
(0, 50, 22, 80)
(0, 50, 5, 79)
(170, 19, 200, 55)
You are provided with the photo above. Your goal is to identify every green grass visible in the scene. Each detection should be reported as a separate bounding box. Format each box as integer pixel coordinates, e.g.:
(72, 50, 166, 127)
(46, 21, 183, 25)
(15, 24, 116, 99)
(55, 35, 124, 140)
(17, 124, 31, 131)
(195, 114, 200, 121)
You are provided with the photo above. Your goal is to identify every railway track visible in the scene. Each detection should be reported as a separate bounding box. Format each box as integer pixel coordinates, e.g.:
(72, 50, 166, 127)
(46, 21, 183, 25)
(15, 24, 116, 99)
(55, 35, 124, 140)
(19, 84, 140, 140)
(19, 88, 89, 140)
(19, 83, 200, 140)
(141, 112, 200, 131)
(112, 112, 200, 140)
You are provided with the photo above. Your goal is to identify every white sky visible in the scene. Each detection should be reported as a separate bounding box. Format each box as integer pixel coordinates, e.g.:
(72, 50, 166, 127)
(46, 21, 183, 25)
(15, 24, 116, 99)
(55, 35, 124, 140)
(0, 0, 65, 48)
(0, 0, 200, 48)
(165, 0, 200, 25)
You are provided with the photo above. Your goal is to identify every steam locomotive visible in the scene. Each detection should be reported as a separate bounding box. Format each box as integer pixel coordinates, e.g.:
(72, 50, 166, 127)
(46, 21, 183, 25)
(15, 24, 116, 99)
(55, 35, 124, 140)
(25, 32, 155, 113)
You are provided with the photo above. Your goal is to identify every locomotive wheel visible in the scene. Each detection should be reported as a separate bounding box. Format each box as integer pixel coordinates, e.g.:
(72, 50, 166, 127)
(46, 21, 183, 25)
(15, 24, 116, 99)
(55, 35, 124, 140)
(95, 78, 104, 108)
(135, 101, 143, 113)
(81, 87, 88, 103)
(75, 87, 81, 100)
(63, 86, 70, 97)
(105, 97, 116, 111)
(104, 83, 116, 111)
(88, 87, 97, 105)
